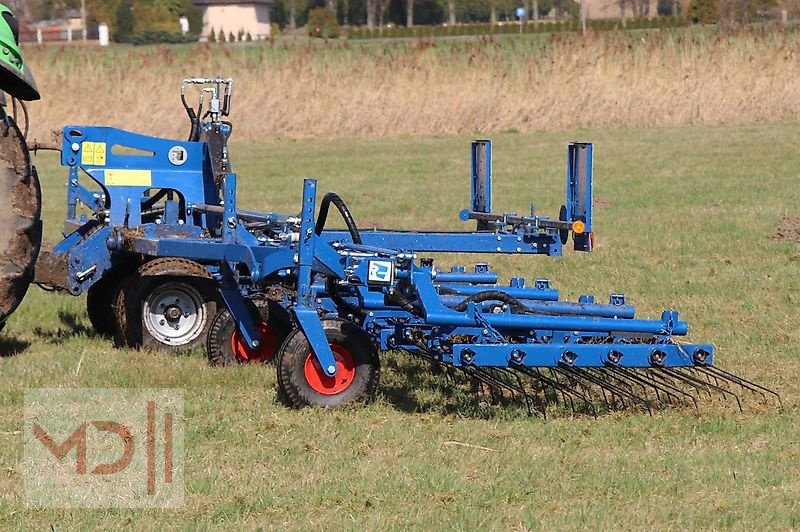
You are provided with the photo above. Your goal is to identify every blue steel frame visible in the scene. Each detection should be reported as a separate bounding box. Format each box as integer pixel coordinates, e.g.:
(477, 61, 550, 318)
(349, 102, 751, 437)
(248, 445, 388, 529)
(51, 124, 713, 379)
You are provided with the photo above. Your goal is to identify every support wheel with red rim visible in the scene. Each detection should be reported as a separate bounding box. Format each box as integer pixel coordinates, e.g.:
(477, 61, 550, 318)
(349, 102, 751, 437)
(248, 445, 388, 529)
(277, 318, 380, 409)
(207, 299, 290, 366)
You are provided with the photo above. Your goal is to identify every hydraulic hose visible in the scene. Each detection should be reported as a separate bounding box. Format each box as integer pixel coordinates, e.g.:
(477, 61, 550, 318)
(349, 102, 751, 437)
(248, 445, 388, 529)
(453, 290, 527, 313)
(326, 276, 365, 317)
(314, 192, 362, 244)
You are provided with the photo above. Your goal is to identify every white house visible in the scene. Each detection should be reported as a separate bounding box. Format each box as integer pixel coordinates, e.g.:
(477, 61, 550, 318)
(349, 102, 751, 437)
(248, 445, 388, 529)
(193, 0, 273, 41)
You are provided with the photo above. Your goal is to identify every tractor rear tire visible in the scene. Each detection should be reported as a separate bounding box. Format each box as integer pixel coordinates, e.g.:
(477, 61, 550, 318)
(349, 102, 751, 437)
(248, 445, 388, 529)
(0, 119, 41, 326)
(122, 258, 219, 352)
(277, 318, 380, 409)
(207, 298, 292, 366)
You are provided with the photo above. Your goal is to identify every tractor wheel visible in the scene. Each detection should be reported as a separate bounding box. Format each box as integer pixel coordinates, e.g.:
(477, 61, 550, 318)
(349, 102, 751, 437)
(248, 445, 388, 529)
(0, 119, 41, 326)
(277, 318, 380, 409)
(207, 299, 292, 366)
(123, 258, 218, 352)
(113, 274, 134, 348)
(86, 267, 136, 337)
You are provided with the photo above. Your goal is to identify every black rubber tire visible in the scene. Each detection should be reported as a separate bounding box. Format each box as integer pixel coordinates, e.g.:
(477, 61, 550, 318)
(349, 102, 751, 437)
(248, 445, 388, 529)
(207, 298, 292, 366)
(0, 119, 41, 325)
(277, 318, 380, 409)
(86, 266, 136, 337)
(113, 274, 134, 348)
(122, 258, 218, 352)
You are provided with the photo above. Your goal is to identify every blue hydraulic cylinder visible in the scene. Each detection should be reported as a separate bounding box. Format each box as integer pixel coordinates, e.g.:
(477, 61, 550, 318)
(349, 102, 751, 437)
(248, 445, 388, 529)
(471, 140, 492, 230)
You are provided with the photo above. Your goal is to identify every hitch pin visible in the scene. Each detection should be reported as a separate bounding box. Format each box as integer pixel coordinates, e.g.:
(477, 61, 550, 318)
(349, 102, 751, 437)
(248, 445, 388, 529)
(76, 265, 97, 282)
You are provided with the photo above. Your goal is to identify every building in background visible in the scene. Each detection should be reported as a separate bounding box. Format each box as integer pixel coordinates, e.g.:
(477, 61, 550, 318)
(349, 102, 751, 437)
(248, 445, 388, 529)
(192, 0, 273, 41)
(19, 8, 86, 43)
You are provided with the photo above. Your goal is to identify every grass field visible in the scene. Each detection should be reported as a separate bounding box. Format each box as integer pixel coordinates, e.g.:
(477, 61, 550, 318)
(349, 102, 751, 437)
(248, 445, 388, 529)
(1, 122, 799, 528)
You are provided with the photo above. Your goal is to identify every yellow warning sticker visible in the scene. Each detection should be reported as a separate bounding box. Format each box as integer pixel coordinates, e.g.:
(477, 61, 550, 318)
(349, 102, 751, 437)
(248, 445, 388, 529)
(94, 143, 106, 166)
(81, 142, 94, 165)
(81, 141, 107, 166)
(105, 169, 152, 187)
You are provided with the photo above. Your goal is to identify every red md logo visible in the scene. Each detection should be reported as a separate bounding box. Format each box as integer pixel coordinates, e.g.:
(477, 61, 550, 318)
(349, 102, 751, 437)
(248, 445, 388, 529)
(32, 401, 173, 493)
(24, 389, 183, 508)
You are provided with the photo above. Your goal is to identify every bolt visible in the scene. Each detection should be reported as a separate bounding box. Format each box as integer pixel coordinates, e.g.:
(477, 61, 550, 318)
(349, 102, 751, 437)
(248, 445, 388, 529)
(482, 329, 489, 335)
(227, 217, 237, 228)
(159, 320, 166, 326)
(252, 340, 260, 348)
(71, 142, 80, 152)
(516, 247, 522, 252)
(496, 236, 502, 241)
(327, 365, 336, 374)
(561, 351, 577, 366)
(496, 247, 501, 252)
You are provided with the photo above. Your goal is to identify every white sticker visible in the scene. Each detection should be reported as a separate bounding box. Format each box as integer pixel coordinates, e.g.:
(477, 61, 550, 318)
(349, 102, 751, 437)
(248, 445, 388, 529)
(367, 260, 393, 284)
(168, 146, 188, 166)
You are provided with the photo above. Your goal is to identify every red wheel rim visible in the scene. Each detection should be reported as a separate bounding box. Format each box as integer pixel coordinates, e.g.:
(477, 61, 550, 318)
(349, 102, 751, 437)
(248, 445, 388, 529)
(303, 344, 355, 395)
(230, 321, 277, 363)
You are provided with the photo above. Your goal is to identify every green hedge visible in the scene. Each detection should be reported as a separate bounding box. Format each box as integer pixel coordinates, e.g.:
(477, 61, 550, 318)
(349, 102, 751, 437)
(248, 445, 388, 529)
(131, 30, 199, 45)
(347, 16, 687, 39)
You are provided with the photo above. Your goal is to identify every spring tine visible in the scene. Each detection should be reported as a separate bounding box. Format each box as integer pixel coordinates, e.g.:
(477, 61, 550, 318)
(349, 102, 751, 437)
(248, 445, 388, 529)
(586, 368, 649, 406)
(590, 368, 653, 402)
(547, 368, 576, 409)
(522, 367, 597, 417)
(574, 368, 620, 410)
(645, 369, 701, 403)
(663, 368, 743, 412)
(554, 367, 611, 411)
(698, 365, 781, 404)
(483, 368, 518, 401)
(506, 368, 540, 417)
(637, 368, 700, 409)
(663, 366, 715, 398)
(529, 367, 559, 405)
(602, 367, 663, 403)
(558, 366, 652, 414)
(464, 367, 519, 400)
(614, 367, 696, 407)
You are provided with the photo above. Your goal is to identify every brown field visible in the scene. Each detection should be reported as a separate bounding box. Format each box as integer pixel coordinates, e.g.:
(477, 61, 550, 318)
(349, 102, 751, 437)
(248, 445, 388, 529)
(22, 28, 800, 143)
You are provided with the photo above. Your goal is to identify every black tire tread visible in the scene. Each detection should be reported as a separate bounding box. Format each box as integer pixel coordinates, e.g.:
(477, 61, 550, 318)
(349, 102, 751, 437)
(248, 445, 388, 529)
(277, 318, 380, 409)
(122, 258, 218, 351)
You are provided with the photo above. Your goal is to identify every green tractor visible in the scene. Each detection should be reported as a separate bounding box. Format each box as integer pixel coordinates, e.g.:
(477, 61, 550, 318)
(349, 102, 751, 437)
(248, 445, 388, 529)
(0, 4, 42, 328)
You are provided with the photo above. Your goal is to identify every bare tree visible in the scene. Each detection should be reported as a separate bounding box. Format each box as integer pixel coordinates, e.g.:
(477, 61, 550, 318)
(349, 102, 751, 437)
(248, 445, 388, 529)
(406, 0, 413, 27)
(366, 0, 375, 28)
(448, 0, 455, 25)
(290, 0, 297, 29)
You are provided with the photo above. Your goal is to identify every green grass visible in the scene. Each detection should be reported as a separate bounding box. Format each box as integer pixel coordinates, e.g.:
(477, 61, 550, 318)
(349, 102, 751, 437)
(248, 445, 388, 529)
(2, 123, 800, 528)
